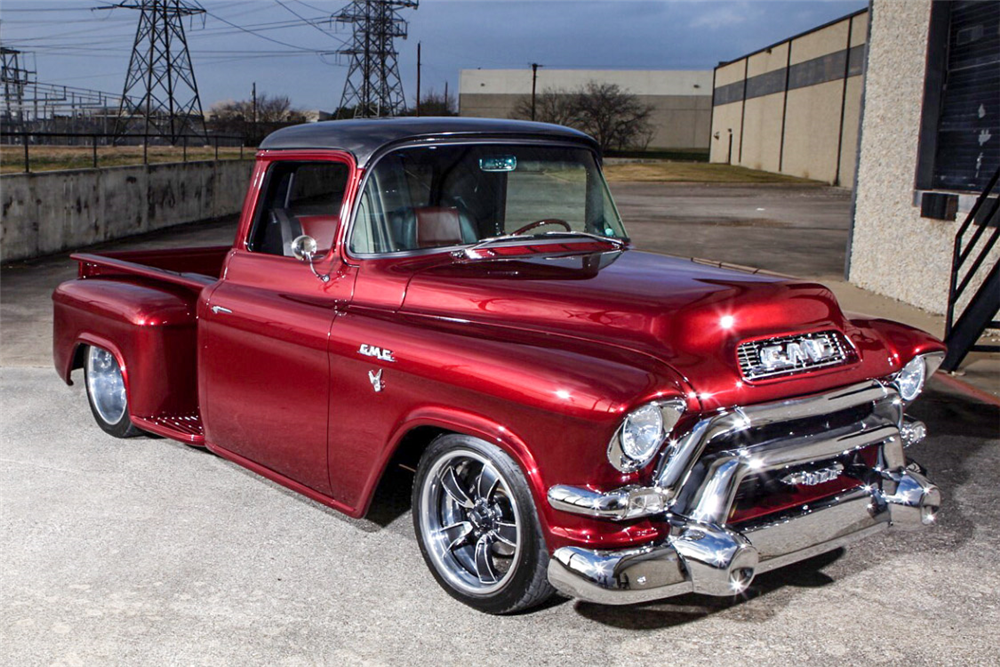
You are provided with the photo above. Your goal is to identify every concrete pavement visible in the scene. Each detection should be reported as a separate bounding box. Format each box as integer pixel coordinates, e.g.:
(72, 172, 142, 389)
(3, 367, 997, 666)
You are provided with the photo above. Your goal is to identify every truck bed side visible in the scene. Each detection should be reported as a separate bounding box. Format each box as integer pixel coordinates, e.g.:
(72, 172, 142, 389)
(53, 246, 227, 445)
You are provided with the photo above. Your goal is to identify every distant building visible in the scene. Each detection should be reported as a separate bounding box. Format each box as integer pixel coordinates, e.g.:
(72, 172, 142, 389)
(458, 69, 713, 150)
(709, 9, 868, 185)
(302, 110, 333, 123)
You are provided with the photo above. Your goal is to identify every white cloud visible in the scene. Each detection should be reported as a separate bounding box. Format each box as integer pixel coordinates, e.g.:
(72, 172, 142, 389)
(688, 2, 756, 29)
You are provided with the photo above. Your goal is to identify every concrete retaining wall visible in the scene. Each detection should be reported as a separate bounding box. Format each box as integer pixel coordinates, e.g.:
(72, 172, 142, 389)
(1, 159, 254, 263)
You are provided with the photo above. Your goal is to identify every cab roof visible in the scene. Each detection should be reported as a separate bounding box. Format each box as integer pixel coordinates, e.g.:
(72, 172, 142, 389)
(258, 117, 599, 167)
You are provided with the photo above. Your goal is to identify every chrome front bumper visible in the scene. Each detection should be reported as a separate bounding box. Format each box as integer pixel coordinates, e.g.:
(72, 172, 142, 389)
(546, 380, 942, 605)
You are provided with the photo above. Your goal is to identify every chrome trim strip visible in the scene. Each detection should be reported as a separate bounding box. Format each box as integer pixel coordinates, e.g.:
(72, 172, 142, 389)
(655, 380, 894, 494)
(547, 485, 668, 521)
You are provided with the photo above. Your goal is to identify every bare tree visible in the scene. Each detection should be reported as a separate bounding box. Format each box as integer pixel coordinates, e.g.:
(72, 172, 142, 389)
(511, 88, 578, 127)
(208, 94, 306, 139)
(510, 82, 654, 152)
(571, 82, 654, 152)
(412, 87, 457, 116)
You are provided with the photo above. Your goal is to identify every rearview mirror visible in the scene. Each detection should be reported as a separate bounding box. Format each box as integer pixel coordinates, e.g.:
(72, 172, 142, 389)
(291, 235, 319, 262)
(290, 235, 330, 283)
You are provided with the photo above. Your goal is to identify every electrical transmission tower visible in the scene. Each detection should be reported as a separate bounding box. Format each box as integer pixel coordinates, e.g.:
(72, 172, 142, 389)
(1, 47, 35, 134)
(334, 0, 418, 118)
(102, 0, 208, 143)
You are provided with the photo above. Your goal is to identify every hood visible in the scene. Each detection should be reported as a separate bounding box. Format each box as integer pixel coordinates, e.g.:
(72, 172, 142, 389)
(400, 250, 892, 409)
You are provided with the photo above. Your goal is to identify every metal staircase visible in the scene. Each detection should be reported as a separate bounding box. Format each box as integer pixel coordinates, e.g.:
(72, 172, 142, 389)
(941, 166, 1000, 372)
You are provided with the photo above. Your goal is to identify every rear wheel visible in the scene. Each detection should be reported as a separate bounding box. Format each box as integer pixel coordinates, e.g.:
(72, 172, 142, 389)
(412, 434, 554, 614)
(83, 345, 142, 438)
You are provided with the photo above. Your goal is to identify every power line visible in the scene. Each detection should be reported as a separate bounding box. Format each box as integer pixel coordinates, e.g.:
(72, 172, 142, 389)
(202, 8, 334, 52)
(274, 0, 346, 44)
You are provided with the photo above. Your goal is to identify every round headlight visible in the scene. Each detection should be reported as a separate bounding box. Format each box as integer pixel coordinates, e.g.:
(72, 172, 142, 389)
(607, 399, 686, 472)
(895, 356, 926, 402)
(621, 404, 664, 462)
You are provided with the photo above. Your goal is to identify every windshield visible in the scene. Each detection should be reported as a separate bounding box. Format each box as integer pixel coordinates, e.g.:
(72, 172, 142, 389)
(348, 144, 627, 255)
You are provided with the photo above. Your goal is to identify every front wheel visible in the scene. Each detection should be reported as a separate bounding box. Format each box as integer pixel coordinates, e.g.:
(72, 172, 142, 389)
(412, 434, 555, 614)
(83, 345, 142, 438)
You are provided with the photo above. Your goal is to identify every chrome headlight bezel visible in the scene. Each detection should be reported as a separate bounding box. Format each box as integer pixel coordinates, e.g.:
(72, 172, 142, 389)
(608, 399, 686, 472)
(892, 352, 944, 403)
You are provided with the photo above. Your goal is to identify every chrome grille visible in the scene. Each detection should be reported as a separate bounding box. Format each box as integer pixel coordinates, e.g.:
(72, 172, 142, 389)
(737, 330, 851, 381)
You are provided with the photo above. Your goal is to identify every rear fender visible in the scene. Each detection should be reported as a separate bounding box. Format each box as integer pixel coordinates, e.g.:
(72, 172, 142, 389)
(53, 278, 200, 418)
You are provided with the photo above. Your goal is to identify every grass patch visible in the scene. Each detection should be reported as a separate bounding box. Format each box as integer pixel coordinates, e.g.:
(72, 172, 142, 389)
(603, 160, 823, 185)
(605, 148, 709, 162)
(0, 145, 250, 174)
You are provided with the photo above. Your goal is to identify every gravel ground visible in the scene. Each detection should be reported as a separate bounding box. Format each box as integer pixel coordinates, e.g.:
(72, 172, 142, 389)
(2, 366, 998, 666)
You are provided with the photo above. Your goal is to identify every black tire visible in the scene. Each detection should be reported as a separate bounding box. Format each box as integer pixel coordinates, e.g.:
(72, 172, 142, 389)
(82, 345, 143, 438)
(412, 433, 555, 614)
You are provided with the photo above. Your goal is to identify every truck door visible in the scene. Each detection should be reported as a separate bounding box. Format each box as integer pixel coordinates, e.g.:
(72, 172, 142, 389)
(201, 157, 356, 495)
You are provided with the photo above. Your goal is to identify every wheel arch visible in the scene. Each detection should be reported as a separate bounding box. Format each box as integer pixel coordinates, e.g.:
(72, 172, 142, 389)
(65, 334, 132, 405)
(358, 408, 549, 536)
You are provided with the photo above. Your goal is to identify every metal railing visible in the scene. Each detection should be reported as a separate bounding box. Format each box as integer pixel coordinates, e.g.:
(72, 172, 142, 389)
(1, 131, 250, 173)
(942, 165, 1000, 371)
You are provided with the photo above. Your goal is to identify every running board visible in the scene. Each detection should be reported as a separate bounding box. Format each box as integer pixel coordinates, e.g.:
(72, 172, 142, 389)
(132, 413, 205, 446)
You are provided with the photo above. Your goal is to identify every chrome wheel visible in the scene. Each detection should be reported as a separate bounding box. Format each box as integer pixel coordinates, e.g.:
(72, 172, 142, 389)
(85, 346, 127, 425)
(419, 448, 522, 596)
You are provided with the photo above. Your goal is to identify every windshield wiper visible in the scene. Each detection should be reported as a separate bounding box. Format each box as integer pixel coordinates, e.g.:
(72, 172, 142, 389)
(453, 231, 626, 259)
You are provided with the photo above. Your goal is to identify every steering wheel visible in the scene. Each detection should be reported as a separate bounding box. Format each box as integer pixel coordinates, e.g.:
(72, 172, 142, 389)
(511, 218, 571, 235)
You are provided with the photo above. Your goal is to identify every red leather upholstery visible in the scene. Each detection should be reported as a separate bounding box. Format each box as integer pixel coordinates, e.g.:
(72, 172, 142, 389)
(298, 215, 340, 251)
(414, 207, 463, 248)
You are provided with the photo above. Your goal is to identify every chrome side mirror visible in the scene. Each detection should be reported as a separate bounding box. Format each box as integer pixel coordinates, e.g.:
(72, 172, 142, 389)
(291, 235, 330, 283)
(291, 234, 319, 262)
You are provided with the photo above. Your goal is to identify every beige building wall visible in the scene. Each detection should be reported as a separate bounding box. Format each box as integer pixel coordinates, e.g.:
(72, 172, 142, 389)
(710, 10, 867, 185)
(781, 80, 847, 183)
(848, 0, 992, 315)
(740, 44, 789, 172)
(709, 61, 746, 163)
(459, 69, 713, 150)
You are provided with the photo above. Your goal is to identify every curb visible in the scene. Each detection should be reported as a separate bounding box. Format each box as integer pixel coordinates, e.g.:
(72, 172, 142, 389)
(932, 373, 1000, 408)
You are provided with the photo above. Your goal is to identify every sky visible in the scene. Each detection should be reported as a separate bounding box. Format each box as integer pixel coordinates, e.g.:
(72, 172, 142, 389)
(1, 0, 867, 112)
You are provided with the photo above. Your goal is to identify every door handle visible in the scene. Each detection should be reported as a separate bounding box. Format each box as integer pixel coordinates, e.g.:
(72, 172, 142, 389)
(210, 305, 233, 315)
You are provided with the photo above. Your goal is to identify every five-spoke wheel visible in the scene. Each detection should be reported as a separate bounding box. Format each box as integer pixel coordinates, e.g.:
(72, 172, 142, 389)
(83, 345, 141, 438)
(413, 434, 554, 613)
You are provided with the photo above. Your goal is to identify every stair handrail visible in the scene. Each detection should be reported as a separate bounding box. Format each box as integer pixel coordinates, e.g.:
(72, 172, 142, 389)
(944, 165, 1000, 340)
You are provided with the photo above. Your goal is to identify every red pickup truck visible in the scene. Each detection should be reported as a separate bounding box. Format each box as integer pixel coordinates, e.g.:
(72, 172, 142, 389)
(53, 118, 946, 614)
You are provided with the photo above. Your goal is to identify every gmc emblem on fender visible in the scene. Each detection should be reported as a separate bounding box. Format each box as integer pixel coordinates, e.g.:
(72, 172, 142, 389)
(359, 344, 395, 363)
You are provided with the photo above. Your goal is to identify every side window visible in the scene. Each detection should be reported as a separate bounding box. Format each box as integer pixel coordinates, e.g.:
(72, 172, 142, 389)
(248, 161, 349, 256)
(350, 153, 435, 254)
